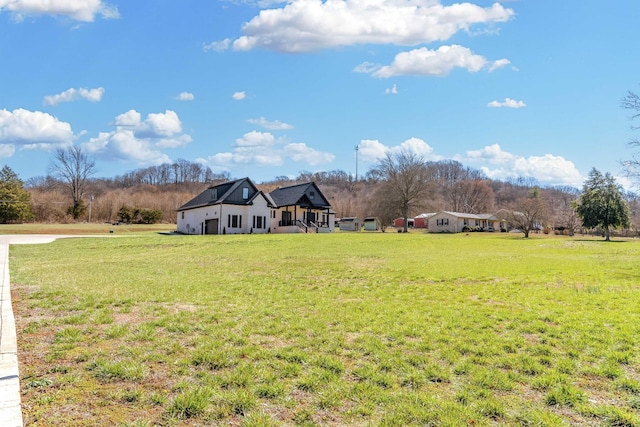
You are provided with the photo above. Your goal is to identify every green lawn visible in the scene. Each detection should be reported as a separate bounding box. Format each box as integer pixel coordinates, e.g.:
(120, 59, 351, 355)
(0, 222, 174, 235)
(11, 232, 640, 426)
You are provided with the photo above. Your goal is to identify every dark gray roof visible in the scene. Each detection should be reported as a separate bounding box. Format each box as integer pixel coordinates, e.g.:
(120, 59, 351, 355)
(269, 182, 331, 209)
(177, 177, 265, 211)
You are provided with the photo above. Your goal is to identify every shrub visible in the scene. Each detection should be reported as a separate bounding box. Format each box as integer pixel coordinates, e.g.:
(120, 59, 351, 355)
(118, 205, 163, 224)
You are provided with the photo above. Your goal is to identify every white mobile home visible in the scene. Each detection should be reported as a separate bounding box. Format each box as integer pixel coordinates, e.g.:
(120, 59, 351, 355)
(428, 211, 500, 233)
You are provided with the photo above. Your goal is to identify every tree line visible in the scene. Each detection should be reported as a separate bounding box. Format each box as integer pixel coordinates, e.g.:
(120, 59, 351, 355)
(1, 150, 638, 240)
(3, 84, 640, 238)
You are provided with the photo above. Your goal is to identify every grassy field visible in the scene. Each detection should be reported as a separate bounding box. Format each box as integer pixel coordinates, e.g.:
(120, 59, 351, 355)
(0, 223, 175, 235)
(9, 231, 640, 426)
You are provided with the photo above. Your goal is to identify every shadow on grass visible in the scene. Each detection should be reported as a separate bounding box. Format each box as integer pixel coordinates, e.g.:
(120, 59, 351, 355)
(572, 238, 630, 243)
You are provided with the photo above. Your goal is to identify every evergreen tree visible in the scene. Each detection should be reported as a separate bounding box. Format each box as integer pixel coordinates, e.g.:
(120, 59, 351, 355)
(0, 165, 33, 223)
(574, 168, 630, 241)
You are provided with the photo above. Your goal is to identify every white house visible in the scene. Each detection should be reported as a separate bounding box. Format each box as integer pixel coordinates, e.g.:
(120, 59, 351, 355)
(269, 182, 335, 233)
(176, 177, 273, 235)
(177, 178, 335, 235)
(428, 211, 501, 233)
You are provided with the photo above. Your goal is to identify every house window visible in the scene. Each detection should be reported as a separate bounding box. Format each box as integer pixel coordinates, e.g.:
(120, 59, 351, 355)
(437, 218, 449, 226)
(242, 187, 249, 200)
(181, 212, 184, 219)
(463, 219, 468, 226)
(228, 214, 242, 228)
(210, 188, 217, 200)
(309, 191, 315, 200)
(253, 215, 265, 229)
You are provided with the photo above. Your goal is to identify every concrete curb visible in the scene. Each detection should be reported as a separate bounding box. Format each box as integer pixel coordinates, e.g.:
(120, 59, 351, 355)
(0, 241, 23, 427)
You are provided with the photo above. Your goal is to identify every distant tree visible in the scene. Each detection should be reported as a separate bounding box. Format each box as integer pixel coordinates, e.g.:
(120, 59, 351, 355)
(367, 185, 400, 232)
(448, 180, 495, 213)
(139, 209, 163, 224)
(117, 205, 163, 224)
(117, 206, 134, 224)
(573, 168, 630, 241)
(547, 186, 580, 234)
(626, 191, 640, 236)
(622, 89, 640, 183)
(49, 146, 97, 220)
(371, 151, 433, 232)
(0, 166, 33, 223)
(502, 187, 549, 238)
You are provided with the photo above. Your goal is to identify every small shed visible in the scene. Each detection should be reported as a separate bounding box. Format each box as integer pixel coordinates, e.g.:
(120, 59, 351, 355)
(339, 217, 361, 231)
(363, 217, 381, 231)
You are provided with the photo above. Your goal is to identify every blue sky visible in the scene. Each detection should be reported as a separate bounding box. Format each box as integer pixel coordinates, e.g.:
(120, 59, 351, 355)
(1, 0, 639, 189)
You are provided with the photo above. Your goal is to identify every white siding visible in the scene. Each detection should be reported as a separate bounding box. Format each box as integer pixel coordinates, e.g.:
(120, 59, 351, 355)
(177, 194, 272, 235)
(428, 212, 459, 233)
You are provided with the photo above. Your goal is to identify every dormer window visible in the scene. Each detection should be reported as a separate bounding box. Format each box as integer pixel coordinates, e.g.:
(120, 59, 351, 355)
(309, 191, 315, 200)
(242, 187, 249, 199)
(210, 188, 217, 200)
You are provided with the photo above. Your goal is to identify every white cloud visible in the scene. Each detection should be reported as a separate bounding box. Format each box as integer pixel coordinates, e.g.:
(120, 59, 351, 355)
(232, 91, 246, 100)
(145, 110, 183, 138)
(114, 109, 142, 127)
(113, 109, 188, 142)
(0, 0, 119, 22)
(489, 58, 511, 72)
(358, 137, 440, 163)
(464, 144, 583, 187)
(286, 143, 335, 165)
(0, 108, 75, 152)
(176, 92, 194, 101)
(487, 98, 526, 108)
(371, 45, 504, 78)
(203, 39, 231, 52)
(43, 87, 105, 106)
(227, 0, 514, 53)
(202, 130, 334, 170)
(385, 84, 398, 95)
(235, 130, 276, 148)
(0, 144, 15, 158)
(82, 109, 191, 166)
(353, 62, 379, 74)
(247, 117, 294, 130)
(358, 139, 389, 163)
(467, 143, 516, 164)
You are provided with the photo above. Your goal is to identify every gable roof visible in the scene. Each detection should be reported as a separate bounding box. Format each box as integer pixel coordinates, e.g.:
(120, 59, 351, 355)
(269, 182, 331, 209)
(435, 211, 498, 220)
(415, 213, 436, 219)
(177, 177, 269, 211)
(340, 217, 360, 222)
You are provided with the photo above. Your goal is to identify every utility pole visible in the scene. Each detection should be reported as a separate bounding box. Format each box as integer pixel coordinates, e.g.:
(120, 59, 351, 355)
(355, 145, 359, 182)
(88, 194, 94, 222)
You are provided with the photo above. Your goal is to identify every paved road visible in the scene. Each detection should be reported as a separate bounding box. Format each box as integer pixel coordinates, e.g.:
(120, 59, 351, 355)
(0, 235, 106, 427)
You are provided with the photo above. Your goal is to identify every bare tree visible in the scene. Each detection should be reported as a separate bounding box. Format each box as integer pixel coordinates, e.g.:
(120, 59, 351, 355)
(49, 146, 97, 220)
(448, 180, 495, 213)
(622, 89, 640, 183)
(501, 188, 549, 238)
(371, 151, 433, 232)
